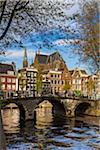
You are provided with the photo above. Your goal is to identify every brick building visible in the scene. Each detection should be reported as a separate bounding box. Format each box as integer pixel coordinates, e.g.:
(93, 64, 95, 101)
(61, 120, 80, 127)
(0, 62, 17, 98)
(32, 50, 71, 95)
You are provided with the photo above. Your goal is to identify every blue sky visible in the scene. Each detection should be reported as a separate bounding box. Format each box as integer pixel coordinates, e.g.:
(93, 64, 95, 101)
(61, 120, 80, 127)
(0, 0, 89, 72)
(0, 28, 87, 72)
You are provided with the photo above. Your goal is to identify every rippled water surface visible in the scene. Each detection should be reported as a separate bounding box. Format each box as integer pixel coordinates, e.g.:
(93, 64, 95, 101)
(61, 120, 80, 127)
(2, 106, 100, 150)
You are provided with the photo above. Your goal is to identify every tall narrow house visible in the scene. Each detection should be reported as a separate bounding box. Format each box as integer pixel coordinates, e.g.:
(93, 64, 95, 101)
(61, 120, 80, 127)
(18, 49, 37, 97)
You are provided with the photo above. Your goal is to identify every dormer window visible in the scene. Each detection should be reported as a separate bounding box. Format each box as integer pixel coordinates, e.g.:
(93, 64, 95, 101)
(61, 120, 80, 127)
(7, 71, 14, 75)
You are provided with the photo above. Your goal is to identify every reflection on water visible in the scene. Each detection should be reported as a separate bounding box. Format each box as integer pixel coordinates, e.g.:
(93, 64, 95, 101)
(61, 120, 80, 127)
(35, 107, 53, 129)
(2, 104, 100, 150)
(2, 103, 20, 134)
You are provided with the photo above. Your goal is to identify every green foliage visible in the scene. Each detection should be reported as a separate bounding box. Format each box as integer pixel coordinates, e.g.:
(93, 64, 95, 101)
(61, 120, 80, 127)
(63, 81, 71, 91)
(74, 90, 81, 97)
(36, 66, 42, 96)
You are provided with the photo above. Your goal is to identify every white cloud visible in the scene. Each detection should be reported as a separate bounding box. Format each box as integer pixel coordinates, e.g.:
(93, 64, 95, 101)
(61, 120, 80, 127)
(6, 49, 35, 59)
(53, 39, 80, 46)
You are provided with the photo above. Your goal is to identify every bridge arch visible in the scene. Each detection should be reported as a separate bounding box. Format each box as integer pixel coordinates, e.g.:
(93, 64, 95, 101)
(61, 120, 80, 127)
(2, 102, 26, 122)
(74, 102, 91, 116)
(34, 97, 67, 117)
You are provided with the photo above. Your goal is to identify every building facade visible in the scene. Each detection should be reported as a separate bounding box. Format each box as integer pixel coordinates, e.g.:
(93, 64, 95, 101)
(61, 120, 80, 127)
(18, 67, 37, 97)
(42, 69, 63, 95)
(0, 63, 17, 98)
(32, 50, 71, 95)
(42, 75, 51, 95)
(95, 71, 100, 99)
(89, 73, 100, 99)
(18, 49, 37, 97)
(70, 68, 88, 96)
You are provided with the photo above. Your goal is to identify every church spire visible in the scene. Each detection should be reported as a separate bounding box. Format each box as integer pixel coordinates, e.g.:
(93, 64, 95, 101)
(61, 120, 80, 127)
(23, 48, 28, 68)
(36, 47, 41, 55)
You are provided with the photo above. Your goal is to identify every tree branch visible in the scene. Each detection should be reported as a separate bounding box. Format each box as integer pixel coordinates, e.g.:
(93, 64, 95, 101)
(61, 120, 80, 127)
(16, 1, 29, 11)
(0, 0, 7, 24)
(0, 1, 20, 40)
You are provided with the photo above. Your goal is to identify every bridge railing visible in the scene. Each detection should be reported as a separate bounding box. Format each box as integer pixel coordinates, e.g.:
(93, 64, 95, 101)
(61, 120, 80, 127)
(0, 94, 99, 102)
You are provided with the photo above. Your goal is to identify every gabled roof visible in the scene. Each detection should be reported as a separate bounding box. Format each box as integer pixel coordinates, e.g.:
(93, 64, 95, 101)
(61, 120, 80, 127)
(0, 63, 14, 74)
(81, 70, 87, 75)
(34, 51, 65, 65)
(70, 68, 88, 77)
(33, 51, 68, 72)
(69, 70, 74, 75)
(49, 51, 65, 63)
(35, 54, 49, 64)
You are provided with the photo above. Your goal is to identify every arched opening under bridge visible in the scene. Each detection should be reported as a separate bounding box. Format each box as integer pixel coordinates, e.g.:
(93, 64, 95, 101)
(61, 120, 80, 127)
(34, 98, 67, 128)
(2, 102, 25, 125)
(75, 102, 91, 116)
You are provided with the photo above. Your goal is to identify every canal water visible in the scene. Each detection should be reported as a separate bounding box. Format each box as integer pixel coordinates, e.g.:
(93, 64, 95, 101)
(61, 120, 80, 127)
(2, 103, 100, 150)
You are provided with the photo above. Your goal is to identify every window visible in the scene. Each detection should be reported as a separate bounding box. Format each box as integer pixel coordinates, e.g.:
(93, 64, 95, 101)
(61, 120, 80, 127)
(12, 85, 15, 90)
(51, 74, 53, 77)
(58, 80, 60, 84)
(7, 71, 14, 75)
(27, 72, 30, 76)
(7, 84, 11, 90)
(55, 80, 57, 84)
(55, 87, 56, 92)
(34, 73, 37, 77)
(73, 79, 75, 84)
(34, 79, 36, 82)
(58, 87, 60, 91)
(34, 86, 36, 90)
(75, 80, 77, 84)
(12, 78, 16, 83)
(7, 78, 11, 83)
(62, 80, 64, 85)
(58, 74, 59, 78)
(55, 74, 56, 78)
(31, 74, 33, 77)
(78, 80, 81, 84)
(51, 80, 53, 84)
(2, 84, 5, 89)
(1, 77, 5, 82)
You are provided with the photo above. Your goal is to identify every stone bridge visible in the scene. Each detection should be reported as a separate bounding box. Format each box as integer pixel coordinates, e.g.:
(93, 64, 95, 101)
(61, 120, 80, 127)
(1, 96, 100, 121)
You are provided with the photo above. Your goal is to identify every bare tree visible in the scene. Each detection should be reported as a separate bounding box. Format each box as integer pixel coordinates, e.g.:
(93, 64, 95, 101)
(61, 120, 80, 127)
(73, 0, 99, 72)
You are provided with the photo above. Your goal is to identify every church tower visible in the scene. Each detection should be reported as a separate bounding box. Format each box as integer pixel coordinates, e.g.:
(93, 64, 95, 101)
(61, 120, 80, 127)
(23, 48, 28, 68)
